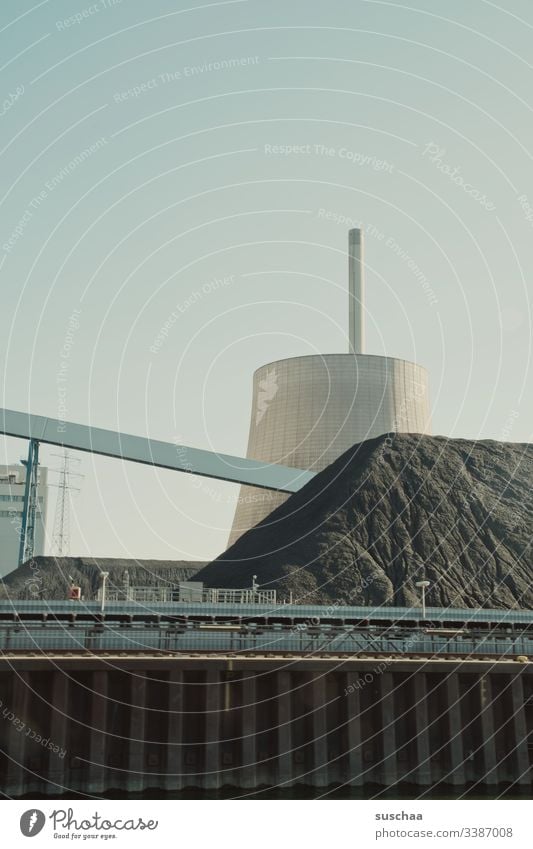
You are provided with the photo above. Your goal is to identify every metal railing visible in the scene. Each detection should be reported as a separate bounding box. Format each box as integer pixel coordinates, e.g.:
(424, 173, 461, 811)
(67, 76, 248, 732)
(203, 588, 276, 604)
(101, 586, 277, 604)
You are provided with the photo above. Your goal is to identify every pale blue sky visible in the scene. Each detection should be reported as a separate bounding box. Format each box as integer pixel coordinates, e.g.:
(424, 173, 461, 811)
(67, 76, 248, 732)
(1, 0, 533, 562)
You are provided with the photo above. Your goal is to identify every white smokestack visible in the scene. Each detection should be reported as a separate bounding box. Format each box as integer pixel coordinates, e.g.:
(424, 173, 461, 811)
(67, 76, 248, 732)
(348, 228, 365, 354)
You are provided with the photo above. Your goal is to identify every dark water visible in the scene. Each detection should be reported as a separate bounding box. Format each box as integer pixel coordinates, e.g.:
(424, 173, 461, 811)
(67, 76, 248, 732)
(3, 783, 532, 801)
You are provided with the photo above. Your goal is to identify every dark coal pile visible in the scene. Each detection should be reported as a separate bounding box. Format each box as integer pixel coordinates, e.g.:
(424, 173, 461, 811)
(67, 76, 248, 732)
(197, 433, 533, 608)
(0, 556, 205, 601)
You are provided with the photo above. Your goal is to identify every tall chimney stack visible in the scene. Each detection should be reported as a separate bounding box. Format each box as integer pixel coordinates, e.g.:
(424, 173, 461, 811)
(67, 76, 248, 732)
(348, 228, 365, 354)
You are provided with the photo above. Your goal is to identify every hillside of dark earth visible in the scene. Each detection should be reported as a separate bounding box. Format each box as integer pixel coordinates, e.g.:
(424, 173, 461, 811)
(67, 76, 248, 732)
(0, 556, 205, 601)
(196, 434, 533, 608)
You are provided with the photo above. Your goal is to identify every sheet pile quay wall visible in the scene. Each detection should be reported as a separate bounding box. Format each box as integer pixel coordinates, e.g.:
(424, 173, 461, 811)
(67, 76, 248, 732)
(0, 656, 531, 796)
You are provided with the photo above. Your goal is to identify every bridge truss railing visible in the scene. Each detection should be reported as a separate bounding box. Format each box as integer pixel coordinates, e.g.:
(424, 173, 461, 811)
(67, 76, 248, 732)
(0, 619, 532, 657)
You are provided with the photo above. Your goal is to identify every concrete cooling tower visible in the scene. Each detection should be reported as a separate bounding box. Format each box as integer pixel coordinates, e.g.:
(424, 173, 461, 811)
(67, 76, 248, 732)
(227, 228, 431, 547)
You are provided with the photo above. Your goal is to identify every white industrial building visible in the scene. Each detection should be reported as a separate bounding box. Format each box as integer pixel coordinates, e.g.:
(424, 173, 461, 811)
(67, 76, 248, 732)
(228, 228, 432, 546)
(0, 464, 48, 577)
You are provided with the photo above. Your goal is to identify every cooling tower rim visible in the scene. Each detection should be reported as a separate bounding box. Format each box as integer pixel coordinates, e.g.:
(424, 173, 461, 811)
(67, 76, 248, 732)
(252, 352, 429, 376)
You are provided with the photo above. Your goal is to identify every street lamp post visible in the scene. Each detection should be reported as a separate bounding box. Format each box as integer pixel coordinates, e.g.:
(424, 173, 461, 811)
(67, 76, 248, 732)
(251, 574, 259, 602)
(415, 580, 430, 619)
(99, 571, 109, 613)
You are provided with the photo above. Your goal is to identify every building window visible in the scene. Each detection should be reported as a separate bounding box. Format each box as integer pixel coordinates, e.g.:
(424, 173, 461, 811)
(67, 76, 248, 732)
(0, 474, 17, 484)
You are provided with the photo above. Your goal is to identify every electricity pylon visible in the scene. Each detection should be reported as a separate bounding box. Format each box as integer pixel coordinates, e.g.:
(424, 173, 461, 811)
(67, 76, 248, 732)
(50, 451, 82, 556)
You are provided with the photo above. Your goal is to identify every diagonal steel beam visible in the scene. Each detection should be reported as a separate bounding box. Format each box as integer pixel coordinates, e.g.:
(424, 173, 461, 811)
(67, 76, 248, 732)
(0, 408, 315, 493)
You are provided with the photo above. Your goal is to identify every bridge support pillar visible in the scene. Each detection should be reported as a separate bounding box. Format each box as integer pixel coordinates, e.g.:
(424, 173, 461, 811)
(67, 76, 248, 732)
(312, 674, 329, 787)
(166, 669, 183, 791)
(5, 672, 30, 795)
(128, 671, 147, 793)
(49, 671, 69, 791)
(446, 673, 465, 785)
(88, 670, 108, 794)
(480, 674, 498, 783)
(204, 669, 221, 790)
(414, 674, 432, 785)
(511, 674, 530, 784)
(241, 672, 257, 789)
(380, 672, 398, 785)
(277, 670, 292, 785)
(345, 673, 363, 786)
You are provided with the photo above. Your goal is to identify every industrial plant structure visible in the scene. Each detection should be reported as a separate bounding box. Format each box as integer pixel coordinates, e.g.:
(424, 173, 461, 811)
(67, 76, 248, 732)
(228, 228, 431, 546)
(2, 230, 530, 801)
(0, 464, 48, 578)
